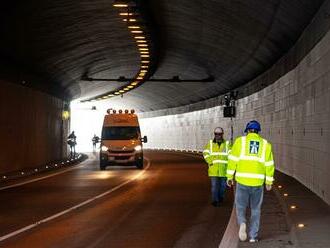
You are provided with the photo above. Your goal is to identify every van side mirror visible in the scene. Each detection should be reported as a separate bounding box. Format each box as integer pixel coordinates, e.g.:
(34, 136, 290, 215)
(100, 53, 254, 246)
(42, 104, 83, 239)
(141, 136, 148, 143)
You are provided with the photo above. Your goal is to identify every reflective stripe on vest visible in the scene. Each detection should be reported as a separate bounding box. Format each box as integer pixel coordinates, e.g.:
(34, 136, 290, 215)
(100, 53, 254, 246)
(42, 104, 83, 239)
(235, 172, 265, 179)
(265, 161, 274, 166)
(266, 176, 274, 182)
(210, 140, 228, 154)
(210, 140, 213, 154)
(228, 154, 239, 161)
(213, 160, 228, 164)
(211, 152, 228, 156)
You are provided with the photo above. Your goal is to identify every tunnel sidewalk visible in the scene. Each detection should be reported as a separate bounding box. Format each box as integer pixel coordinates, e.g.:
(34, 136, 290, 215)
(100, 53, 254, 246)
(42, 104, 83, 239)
(237, 171, 330, 248)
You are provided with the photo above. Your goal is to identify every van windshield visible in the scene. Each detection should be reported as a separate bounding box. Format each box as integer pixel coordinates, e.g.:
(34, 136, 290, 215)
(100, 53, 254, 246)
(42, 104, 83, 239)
(102, 126, 140, 140)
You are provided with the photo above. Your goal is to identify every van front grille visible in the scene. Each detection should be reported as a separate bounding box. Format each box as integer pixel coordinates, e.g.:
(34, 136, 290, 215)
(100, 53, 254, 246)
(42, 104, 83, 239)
(109, 150, 134, 154)
(115, 156, 130, 160)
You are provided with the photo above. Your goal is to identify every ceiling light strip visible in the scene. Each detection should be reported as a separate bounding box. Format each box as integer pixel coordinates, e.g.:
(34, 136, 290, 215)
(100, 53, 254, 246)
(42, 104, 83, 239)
(81, 1, 154, 102)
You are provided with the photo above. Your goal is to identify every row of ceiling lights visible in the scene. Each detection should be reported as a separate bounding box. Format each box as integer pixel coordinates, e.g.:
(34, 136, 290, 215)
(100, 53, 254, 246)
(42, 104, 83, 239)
(82, 1, 151, 102)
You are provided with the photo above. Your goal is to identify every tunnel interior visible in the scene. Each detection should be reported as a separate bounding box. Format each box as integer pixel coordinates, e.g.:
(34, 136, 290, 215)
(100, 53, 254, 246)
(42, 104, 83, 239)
(0, 0, 329, 218)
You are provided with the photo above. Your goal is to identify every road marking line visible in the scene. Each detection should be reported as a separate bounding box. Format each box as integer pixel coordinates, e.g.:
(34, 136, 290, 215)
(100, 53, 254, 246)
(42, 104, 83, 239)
(0, 157, 151, 242)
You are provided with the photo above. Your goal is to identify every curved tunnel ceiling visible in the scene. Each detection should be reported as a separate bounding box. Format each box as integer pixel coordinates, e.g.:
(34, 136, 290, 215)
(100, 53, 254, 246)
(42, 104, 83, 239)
(0, 0, 325, 112)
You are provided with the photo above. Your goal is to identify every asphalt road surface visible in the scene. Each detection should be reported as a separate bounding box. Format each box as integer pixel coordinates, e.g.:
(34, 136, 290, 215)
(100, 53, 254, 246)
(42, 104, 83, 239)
(0, 151, 233, 248)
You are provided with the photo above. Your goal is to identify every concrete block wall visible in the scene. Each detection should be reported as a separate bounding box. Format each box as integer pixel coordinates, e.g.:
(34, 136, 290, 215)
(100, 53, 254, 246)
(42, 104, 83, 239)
(140, 25, 330, 205)
(0, 79, 68, 174)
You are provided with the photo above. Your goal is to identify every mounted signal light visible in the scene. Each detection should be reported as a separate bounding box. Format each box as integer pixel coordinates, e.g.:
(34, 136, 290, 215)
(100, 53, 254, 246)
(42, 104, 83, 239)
(119, 109, 123, 114)
(125, 109, 129, 114)
(131, 109, 135, 114)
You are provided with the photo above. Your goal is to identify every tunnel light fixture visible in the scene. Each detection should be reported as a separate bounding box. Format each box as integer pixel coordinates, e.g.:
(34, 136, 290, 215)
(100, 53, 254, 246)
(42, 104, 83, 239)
(119, 12, 135, 16)
(140, 51, 149, 54)
(136, 40, 147, 43)
(141, 54, 150, 58)
(290, 205, 297, 209)
(123, 18, 137, 22)
(131, 82, 138, 86)
(62, 110, 70, 120)
(131, 30, 143, 34)
(297, 224, 305, 228)
(140, 70, 148, 73)
(139, 48, 149, 51)
(284, 193, 288, 197)
(138, 44, 148, 47)
(114, 92, 120, 95)
(119, 90, 125, 93)
(141, 65, 149, 69)
(128, 85, 134, 89)
(129, 26, 141, 29)
(278, 185, 283, 189)
(134, 36, 145, 40)
(113, 3, 128, 7)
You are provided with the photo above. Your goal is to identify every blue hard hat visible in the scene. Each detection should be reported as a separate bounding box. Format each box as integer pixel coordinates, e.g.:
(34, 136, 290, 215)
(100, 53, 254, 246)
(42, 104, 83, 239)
(244, 120, 261, 133)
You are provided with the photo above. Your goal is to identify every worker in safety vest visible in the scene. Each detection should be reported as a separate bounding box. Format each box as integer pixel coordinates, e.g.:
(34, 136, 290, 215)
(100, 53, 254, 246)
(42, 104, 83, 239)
(203, 127, 231, 207)
(226, 120, 275, 243)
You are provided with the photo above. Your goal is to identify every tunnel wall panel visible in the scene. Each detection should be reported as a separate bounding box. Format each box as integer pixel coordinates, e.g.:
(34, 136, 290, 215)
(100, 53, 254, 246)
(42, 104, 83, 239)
(0, 80, 67, 174)
(140, 26, 330, 205)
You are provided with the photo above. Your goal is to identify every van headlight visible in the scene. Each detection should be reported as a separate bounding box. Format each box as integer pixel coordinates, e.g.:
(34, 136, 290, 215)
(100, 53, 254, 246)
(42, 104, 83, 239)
(134, 145, 142, 151)
(101, 146, 108, 152)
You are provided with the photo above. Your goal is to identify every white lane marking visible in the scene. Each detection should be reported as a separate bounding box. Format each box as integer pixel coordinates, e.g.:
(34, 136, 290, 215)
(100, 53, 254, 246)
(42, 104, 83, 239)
(0, 157, 151, 242)
(0, 161, 90, 191)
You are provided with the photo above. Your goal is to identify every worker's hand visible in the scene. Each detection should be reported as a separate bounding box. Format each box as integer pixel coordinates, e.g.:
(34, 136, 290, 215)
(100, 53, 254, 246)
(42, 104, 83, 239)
(227, 179, 234, 187)
(265, 184, 272, 191)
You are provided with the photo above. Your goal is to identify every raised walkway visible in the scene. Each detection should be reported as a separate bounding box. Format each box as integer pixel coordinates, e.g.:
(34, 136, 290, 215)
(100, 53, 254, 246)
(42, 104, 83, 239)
(221, 171, 330, 248)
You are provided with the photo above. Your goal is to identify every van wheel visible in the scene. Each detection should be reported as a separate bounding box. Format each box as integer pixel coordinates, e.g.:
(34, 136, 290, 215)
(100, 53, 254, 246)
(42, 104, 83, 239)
(136, 159, 143, 169)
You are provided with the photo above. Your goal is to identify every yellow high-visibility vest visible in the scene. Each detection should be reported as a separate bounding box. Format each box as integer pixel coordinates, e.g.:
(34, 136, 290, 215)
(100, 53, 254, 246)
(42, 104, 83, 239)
(203, 139, 231, 177)
(226, 133, 275, 186)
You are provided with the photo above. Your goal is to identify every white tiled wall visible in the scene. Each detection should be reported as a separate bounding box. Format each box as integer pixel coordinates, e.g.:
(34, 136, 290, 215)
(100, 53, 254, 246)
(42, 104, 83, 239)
(140, 27, 330, 205)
